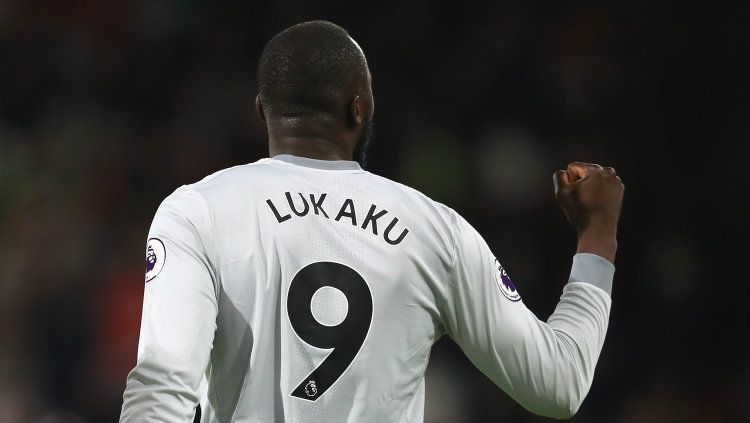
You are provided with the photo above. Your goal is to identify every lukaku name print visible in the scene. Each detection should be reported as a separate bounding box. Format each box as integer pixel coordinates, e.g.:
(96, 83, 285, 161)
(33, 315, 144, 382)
(266, 192, 410, 245)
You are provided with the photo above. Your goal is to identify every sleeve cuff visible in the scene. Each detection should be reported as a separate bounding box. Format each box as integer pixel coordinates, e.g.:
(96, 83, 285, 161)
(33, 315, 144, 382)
(568, 253, 615, 296)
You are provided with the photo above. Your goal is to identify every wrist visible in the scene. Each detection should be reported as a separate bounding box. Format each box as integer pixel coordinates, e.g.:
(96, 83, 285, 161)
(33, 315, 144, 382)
(576, 224, 618, 264)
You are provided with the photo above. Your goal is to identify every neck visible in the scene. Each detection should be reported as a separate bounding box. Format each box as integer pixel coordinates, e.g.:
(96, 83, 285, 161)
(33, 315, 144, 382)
(268, 136, 353, 161)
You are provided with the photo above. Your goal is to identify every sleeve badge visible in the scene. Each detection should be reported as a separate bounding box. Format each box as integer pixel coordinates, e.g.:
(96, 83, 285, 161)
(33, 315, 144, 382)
(145, 238, 166, 282)
(494, 258, 521, 302)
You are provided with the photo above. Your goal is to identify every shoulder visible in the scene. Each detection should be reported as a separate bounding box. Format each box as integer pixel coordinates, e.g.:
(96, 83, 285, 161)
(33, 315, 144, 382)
(362, 171, 464, 261)
(187, 158, 278, 190)
(173, 159, 284, 210)
(364, 170, 460, 224)
(156, 160, 272, 228)
(154, 185, 211, 233)
(155, 160, 269, 224)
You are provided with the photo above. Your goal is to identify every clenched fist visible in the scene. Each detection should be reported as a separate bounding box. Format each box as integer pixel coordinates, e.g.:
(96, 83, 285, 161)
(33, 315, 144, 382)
(553, 162, 624, 263)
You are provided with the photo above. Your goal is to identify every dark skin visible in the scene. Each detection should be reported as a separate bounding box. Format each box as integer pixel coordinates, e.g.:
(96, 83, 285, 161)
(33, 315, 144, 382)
(255, 49, 374, 162)
(555, 163, 625, 264)
(256, 37, 623, 265)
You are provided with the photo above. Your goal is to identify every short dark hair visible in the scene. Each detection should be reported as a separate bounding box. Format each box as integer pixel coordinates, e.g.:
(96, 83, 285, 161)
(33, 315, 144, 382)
(258, 21, 368, 121)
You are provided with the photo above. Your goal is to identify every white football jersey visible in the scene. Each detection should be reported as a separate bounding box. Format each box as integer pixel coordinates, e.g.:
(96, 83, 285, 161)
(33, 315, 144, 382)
(120, 155, 614, 422)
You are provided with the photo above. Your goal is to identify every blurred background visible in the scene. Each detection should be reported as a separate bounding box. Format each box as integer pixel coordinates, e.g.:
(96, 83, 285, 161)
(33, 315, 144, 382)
(0, 0, 747, 422)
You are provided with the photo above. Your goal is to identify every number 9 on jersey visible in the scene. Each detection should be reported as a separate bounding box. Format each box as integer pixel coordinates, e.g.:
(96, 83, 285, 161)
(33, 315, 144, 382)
(287, 262, 373, 401)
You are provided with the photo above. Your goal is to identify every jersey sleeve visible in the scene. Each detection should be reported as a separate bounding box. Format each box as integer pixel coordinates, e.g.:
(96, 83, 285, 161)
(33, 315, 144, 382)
(120, 186, 218, 423)
(439, 212, 613, 419)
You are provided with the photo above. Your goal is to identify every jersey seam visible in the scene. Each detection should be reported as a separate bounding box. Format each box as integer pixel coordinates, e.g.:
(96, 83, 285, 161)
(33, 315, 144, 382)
(400, 354, 430, 423)
(448, 210, 459, 269)
(436, 210, 461, 338)
(192, 160, 264, 184)
(268, 157, 365, 173)
(184, 185, 220, 298)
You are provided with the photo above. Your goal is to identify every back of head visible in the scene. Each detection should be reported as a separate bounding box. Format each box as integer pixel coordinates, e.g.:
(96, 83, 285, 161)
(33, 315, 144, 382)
(258, 21, 369, 123)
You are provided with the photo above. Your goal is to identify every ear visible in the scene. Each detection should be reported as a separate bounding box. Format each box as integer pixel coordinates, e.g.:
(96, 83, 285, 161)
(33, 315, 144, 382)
(255, 94, 266, 122)
(349, 95, 363, 127)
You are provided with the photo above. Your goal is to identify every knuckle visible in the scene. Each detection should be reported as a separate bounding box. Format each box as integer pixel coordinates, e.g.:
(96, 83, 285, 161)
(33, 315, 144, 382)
(572, 161, 592, 168)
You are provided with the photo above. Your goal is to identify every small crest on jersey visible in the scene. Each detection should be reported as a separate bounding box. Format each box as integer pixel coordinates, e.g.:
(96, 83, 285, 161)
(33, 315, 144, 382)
(494, 258, 520, 301)
(304, 380, 318, 397)
(145, 238, 166, 282)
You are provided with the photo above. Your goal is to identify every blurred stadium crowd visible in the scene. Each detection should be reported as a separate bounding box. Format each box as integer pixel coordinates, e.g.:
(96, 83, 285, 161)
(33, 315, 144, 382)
(0, 1, 746, 422)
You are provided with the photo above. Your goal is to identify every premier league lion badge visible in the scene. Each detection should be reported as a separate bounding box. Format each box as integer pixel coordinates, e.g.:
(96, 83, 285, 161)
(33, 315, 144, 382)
(494, 258, 520, 302)
(145, 238, 166, 282)
(304, 380, 318, 397)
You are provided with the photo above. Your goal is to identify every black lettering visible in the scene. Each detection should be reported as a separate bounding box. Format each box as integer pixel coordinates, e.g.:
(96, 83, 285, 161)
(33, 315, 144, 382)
(266, 199, 292, 223)
(334, 199, 357, 226)
(383, 217, 409, 245)
(285, 192, 309, 216)
(310, 193, 330, 218)
(361, 204, 388, 235)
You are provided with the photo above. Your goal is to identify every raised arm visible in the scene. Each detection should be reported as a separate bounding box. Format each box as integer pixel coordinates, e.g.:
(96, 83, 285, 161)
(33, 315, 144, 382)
(440, 163, 624, 419)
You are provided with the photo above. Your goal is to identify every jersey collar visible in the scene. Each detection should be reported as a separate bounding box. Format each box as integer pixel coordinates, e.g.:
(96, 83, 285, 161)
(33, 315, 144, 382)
(271, 154, 363, 171)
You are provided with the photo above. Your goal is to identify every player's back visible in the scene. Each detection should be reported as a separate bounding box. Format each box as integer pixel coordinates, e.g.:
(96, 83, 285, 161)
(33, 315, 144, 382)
(123, 154, 615, 423)
(195, 155, 455, 422)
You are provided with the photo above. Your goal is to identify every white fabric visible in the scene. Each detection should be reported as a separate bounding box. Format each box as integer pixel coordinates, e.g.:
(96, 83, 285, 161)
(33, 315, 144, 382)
(120, 155, 614, 422)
